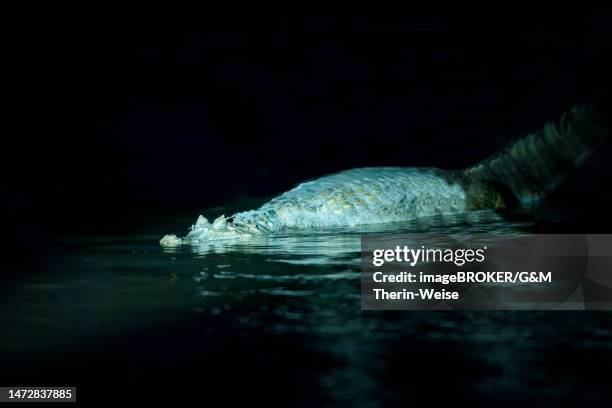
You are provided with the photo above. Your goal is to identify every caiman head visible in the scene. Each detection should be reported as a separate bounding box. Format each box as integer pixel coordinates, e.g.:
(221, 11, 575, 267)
(159, 213, 264, 246)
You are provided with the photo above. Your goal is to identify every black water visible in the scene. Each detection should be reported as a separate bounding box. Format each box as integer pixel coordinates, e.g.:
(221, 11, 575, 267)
(2, 207, 612, 406)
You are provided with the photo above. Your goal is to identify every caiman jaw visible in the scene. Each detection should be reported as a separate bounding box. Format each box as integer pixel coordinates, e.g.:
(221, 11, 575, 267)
(159, 214, 260, 247)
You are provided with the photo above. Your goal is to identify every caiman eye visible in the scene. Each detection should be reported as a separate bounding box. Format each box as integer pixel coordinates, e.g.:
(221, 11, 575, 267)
(227, 217, 234, 224)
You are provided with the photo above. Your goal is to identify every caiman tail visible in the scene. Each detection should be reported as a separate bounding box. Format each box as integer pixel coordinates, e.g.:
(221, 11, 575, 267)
(462, 105, 609, 208)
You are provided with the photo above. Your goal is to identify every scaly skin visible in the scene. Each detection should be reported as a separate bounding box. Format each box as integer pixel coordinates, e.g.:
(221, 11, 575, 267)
(159, 105, 608, 247)
(160, 167, 467, 246)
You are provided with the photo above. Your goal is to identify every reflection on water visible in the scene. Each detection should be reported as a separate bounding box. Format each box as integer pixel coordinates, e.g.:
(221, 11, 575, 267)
(165, 210, 520, 259)
(1, 210, 611, 404)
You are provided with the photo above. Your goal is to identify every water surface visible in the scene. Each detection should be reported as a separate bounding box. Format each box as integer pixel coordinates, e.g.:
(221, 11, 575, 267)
(1, 210, 611, 405)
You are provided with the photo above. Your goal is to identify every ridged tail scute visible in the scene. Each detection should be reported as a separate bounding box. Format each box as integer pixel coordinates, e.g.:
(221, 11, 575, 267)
(463, 105, 609, 206)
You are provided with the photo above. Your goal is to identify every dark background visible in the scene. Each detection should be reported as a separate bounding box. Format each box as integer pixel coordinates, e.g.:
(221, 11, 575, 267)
(5, 9, 612, 248)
